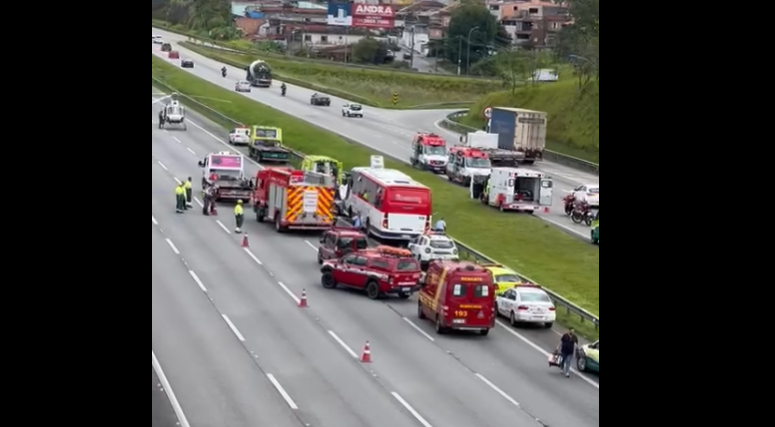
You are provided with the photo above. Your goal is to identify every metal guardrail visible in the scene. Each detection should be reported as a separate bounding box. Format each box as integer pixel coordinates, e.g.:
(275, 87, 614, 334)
(152, 77, 599, 331)
(441, 111, 600, 175)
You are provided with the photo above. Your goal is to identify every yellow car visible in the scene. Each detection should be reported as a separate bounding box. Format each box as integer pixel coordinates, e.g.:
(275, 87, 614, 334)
(482, 264, 527, 295)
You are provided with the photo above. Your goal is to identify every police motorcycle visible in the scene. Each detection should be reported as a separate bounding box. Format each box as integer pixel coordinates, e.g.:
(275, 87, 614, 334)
(222, 67, 227, 77)
(158, 93, 187, 130)
(280, 83, 286, 96)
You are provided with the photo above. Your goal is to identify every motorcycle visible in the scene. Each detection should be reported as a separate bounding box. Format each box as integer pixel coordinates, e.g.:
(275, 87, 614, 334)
(562, 194, 576, 215)
(571, 200, 593, 225)
(221, 68, 227, 77)
(281, 86, 286, 96)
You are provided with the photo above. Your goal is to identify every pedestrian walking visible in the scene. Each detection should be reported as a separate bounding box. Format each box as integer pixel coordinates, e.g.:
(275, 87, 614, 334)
(234, 199, 244, 233)
(184, 177, 193, 208)
(558, 328, 578, 377)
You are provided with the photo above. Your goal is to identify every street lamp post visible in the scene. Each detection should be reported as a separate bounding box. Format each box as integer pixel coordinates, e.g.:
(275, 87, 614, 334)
(457, 36, 462, 75)
(465, 26, 479, 75)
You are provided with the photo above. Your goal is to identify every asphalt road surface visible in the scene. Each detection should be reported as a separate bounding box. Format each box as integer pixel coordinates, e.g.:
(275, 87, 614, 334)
(151, 95, 599, 426)
(152, 29, 600, 240)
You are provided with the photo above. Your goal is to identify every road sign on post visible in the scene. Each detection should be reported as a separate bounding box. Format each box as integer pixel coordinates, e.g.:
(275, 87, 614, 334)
(483, 106, 492, 119)
(392, 92, 398, 105)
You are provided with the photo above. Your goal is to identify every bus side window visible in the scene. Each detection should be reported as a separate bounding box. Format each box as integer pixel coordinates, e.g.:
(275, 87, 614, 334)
(350, 172, 363, 194)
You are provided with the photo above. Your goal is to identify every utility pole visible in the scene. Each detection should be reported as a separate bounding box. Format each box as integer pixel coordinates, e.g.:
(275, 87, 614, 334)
(344, 26, 350, 64)
(456, 36, 462, 75)
(409, 26, 415, 69)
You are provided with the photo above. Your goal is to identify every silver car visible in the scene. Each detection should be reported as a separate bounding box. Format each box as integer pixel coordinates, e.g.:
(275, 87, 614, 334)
(235, 80, 251, 93)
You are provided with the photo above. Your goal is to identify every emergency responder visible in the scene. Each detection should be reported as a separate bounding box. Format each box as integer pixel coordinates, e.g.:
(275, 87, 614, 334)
(234, 200, 244, 233)
(202, 184, 212, 215)
(471, 178, 484, 200)
(175, 182, 186, 213)
(433, 217, 446, 232)
(158, 110, 164, 129)
(185, 177, 193, 208)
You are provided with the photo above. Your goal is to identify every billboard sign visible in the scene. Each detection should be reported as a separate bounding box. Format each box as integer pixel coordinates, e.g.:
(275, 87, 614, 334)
(327, 2, 352, 26)
(351, 4, 394, 28)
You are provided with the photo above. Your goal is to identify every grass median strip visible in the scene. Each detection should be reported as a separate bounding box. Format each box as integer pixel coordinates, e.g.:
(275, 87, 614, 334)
(152, 55, 599, 332)
(180, 42, 500, 109)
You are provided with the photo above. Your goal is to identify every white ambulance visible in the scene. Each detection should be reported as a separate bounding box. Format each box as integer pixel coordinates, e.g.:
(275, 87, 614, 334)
(481, 167, 553, 213)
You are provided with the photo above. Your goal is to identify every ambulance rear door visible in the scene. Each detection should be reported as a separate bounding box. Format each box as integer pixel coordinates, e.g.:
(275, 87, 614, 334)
(539, 176, 553, 206)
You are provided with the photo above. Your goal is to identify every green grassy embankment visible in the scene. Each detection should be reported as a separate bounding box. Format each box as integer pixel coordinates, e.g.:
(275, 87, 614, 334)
(460, 79, 600, 163)
(152, 55, 599, 338)
(179, 42, 501, 109)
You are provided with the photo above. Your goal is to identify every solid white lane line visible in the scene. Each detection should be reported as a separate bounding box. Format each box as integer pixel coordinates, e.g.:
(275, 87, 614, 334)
(188, 270, 207, 292)
(402, 317, 434, 342)
(327, 330, 358, 359)
(391, 392, 433, 427)
(221, 315, 245, 341)
(165, 238, 180, 254)
(152, 351, 191, 427)
(266, 374, 299, 410)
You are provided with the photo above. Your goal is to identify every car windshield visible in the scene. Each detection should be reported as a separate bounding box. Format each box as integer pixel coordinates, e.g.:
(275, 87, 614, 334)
(588, 187, 600, 194)
(424, 146, 446, 155)
(337, 237, 368, 249)
(350, 105, 362, 111)
(520, 292, 551, 302)
(429, 239, 454, 249)
(396, 258, 419, 271)
(495, 274, 521, 283)
(465, 158, 490, 168)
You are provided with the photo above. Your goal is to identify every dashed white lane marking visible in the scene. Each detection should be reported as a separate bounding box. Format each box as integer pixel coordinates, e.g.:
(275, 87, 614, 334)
(391, 392, 433, 427)
(194, 197, 203, 207)
(165, 238, 180, 254)
(186, 147, 196, 155)
(152, 215, 158, 225)
(221, 314, 245, 341)
(475, 373, 521, 407)
(243, 248, 263, 265)
(215, 220, 231, 234)
(327, 330, 358, 359)
(157, 160, 168, 171)
(173, 136, 181, 143)
(304, 240, 318, 251)
(266, 374, 299, 410)
(276, 281, 301, 305)
(402, 317, 434, 342)
(188, 270, 207, 292)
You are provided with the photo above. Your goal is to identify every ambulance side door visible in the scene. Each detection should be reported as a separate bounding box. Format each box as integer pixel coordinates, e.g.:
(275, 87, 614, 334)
(539, 177, 553, 206)
(446, 152, 456, 175)
(410, 138, 419, 162)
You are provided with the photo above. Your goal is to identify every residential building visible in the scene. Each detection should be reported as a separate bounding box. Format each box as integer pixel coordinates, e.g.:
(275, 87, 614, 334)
(396, 0, 449, 55)
(490, 0, 570, 47)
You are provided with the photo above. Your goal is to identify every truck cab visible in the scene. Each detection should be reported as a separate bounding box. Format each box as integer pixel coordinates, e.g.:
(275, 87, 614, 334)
(410, 133, 447, 173)
(317, 227, 369, 264)
(248, 126, 289, 163)
(198, 152, 252, 202)
(301, 155, 343, 185)
(483, 167, 552, 213)
(446, 147, 491, 186)
(418, 260, 496, 335)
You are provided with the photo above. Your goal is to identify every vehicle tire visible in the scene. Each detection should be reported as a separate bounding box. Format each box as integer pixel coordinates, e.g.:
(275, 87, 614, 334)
(347, 206, 353, 219)
(317, 251, 323, 264)
(366, 280, 380, 299)
(434, 315, 446, 334)
(257, 153, 263, 163)
(342, 111, 345, 116)
(571, 212, 583, 224)
(526, 210, 534, 215)
(509, 311, 517, 326)
(256, 207, 264, 222)
(417, 301, 426, 319)
(364, 219, 371, 235)
(275, 213, 284, 233)
(321, 271, 337, 288)
(544, 322, 553, 328)
(577, 357, 587, 372)
(479, 329, 489, 336)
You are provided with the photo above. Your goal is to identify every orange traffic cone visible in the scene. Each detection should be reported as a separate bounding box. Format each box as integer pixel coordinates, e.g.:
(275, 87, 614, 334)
(241, 233, 249, 247)
(298, 289, 308, 307)
(360, 341, 372, 363)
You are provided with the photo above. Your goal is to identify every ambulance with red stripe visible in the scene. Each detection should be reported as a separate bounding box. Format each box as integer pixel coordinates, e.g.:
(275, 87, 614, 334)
(418, 260, 496, 335)
(251, 167, 336, 232)
(342, 156, 432, 241)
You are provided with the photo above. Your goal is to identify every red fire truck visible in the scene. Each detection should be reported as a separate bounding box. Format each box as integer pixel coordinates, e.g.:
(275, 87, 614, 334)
(252, 167, 336, 232)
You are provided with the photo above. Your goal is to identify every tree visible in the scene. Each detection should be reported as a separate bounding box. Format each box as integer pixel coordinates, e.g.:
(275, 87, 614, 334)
(445, 0, 500, 74)
(352, 38, 389, 65)
(555, 0, 600, 85)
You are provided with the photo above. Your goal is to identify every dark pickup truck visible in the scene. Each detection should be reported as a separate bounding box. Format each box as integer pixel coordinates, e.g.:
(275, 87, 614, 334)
(248, 140, 290, 163)
(310, 93, 330, 106)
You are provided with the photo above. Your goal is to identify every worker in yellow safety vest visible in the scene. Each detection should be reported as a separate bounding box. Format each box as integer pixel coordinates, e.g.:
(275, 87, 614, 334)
(184, 177, 193, 208)
(175, 182, 186, 213)
(234, 200, 244, 233)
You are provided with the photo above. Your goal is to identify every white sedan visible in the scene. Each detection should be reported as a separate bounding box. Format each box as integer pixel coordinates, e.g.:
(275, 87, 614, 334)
(342, 103, 363, 118)
(408, 232, 458, 265)
(573, 184, 599, 207)
(228, 127, 251, 146)
(235, 80, 252, 92)
(496, 285, 555, 328)
(152, 36, 163, 44)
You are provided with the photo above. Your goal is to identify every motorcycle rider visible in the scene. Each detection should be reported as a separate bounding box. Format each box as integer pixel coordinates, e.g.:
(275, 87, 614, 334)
(280, 83, 287, 96)
(221, 66, 227, 77)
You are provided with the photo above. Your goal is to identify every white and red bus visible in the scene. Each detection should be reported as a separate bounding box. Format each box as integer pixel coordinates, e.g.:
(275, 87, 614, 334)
(344, 157, 432, 241)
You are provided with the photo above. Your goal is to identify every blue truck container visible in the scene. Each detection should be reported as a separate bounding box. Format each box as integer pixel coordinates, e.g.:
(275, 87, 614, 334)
(489, 107, 547, 164)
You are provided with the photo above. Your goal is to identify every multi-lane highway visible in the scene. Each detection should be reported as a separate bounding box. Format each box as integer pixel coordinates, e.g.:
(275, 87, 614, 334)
(152, 28, 599, 238)
(151, 94, 599, 426)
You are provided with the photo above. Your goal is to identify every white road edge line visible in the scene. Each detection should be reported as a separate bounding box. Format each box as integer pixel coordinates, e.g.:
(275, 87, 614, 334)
(495, 320, 600, 389)
(188, 270, 207, 292)
(152, 351, 191, 427)
(165, 238, 180, 255)
(402, 317, 434, 342)
(156, 160, 168, 171)
(152, 215, 158, 225)
(304, 240, 318, 251)
(244, 248, 263, 265)
(475, 373, 521, 407)
(266, 374, 299, 410)
(221, 314, 245, 341)
(215, 220, 231, 234)
(327, 330, 358, 358)
(186, 147, 196, 155)
(276, 281, 301, 304)
(391, 392, 433, 427)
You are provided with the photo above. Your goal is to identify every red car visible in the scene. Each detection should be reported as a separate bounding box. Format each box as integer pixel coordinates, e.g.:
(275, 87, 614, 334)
(320, 246, 422, 299)
(317, 227, 368, 264)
